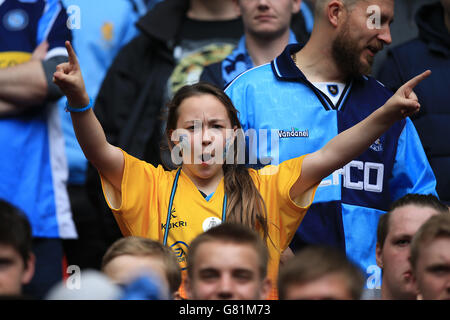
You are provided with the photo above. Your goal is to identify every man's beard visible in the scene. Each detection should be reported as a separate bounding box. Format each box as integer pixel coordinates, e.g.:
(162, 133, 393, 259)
(331, 23, 374, 78)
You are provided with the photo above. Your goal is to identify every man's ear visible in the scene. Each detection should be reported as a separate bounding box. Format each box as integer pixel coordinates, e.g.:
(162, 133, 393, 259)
(22, 253, 36, 286)
(232, 0, 241, 16)
(375, 242, 383, 269)
(260, 277, 272, 300)
(292, 0, 302, 14)
(326, 0, 346, 28)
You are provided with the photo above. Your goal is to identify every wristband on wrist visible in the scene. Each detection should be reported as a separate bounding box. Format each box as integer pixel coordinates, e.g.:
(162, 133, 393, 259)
(65, 97, 93, 112)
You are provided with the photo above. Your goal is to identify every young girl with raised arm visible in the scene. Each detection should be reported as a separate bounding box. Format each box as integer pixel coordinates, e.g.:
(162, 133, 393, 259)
(53, 41, 430, 300)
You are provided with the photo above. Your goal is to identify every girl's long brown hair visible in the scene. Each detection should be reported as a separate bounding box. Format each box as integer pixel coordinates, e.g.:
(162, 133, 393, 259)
(165, 82, 269, 241)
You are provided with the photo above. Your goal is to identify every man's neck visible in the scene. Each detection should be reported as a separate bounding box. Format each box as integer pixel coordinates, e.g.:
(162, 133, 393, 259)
(246, 30, 292, 67)
(380, 283, 394, 300)
(187, 0, 239, 21)
(293, 41, 347, 83)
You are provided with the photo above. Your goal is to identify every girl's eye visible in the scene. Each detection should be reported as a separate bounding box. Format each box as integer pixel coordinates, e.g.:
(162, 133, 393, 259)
(213, 124, 223, 129)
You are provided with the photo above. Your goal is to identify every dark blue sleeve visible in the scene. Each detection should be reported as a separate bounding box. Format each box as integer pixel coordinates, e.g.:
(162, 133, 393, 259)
(37, 0, 72, 54)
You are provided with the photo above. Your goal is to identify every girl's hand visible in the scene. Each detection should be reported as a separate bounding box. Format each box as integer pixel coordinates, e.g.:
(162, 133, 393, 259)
(382, 70, 431, 122)
(53, 41, 89, 107)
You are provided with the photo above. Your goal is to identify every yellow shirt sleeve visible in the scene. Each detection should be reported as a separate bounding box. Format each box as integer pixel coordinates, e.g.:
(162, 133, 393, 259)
(99, 149, 171, 238)
(251, 155, 319, 250)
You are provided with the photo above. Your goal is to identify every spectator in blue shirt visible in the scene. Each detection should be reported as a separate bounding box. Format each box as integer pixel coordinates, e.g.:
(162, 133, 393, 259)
(200, 0, 305, 88)
(224, 0, 437, 297)
(0, 0, 75, 299)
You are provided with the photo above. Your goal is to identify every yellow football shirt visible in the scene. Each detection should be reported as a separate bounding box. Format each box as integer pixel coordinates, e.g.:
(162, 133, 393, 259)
(101, 149, 318, 299)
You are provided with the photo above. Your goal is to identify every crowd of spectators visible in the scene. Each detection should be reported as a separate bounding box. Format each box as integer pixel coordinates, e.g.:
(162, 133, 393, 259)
(0, 0, 448, 301)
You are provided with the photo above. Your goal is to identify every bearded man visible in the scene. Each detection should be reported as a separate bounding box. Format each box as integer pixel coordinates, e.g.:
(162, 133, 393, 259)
(224, 0, 437, 296)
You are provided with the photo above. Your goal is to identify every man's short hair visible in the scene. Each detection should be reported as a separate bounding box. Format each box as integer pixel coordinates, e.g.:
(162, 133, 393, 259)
(187, 223, 269, 280)
(277, 246, 365, 300)
(101, 236, 181, 294)
(410, 214, 450, 271)
(314, 0, 360, 18)
(0, 200, 32, 267)
(377, 194, 449, 249)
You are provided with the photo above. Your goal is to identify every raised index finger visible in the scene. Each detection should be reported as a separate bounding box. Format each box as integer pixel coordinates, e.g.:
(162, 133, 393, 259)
(402, 70, 431, 93)
(65, 40, 78, 66)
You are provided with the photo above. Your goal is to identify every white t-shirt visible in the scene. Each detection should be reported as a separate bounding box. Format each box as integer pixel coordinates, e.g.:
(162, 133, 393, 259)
(313, 82, 346, 107)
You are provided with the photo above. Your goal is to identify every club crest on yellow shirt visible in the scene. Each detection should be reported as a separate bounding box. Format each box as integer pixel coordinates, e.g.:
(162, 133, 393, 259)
(202, 217, 222, 232)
